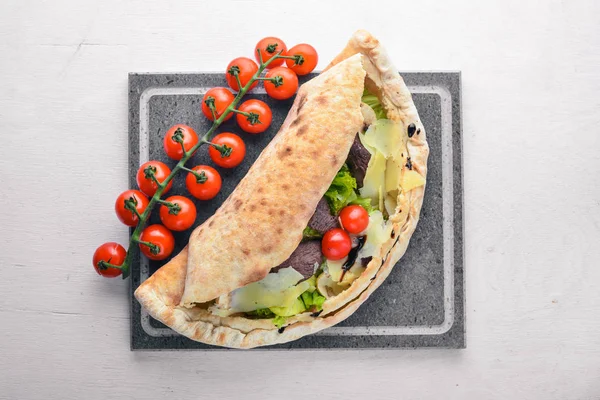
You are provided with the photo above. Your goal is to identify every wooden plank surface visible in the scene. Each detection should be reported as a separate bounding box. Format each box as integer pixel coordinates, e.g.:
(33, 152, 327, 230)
(1, 0, 599, 398)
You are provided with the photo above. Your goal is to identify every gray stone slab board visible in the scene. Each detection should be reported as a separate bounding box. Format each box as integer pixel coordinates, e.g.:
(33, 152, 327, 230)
(128, 71, 464, 350)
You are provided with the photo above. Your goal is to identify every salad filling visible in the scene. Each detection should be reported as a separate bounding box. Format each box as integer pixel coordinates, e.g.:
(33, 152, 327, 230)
(208, 90, 425, 326)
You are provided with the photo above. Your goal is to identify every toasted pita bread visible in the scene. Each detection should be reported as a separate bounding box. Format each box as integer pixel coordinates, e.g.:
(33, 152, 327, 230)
(179, 53, 365, 306)
(135, 30, 429, 348)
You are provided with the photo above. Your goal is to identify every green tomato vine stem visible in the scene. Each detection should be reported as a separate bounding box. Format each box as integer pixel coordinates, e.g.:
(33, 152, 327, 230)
(119, 50, 284, 279)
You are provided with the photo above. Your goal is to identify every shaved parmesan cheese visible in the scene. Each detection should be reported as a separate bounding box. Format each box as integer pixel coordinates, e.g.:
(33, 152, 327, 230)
(229, 267, 309, 312)
(361, 210, 393, 257)
(358, 131, 375, 155)
(384, 194, 397, 216)
(317, 273, 349, 299)
(401, 170, 426, 192)
(341, 266, 366, 286)
(360, 151, 386, 205)
(378, 185, 385, 212)
(385, 157, 402, 194)
(360, 119, 410, 211)
(362, 120, 404, 158)
(326, 258, 347, 282)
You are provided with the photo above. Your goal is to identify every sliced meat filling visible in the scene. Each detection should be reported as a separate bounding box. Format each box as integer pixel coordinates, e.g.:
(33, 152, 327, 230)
(308, 198, 338, 234)
(272, 240, 322, 279)
(347, 103, 376, 187)
(347, 135, 371, 188)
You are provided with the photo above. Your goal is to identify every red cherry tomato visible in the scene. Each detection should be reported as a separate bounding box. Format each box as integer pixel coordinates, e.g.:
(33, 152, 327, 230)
(185, 165, 222, 200)
(285, 44, 318, 76)
(226, 57, 259, 91)
(322, 228, 352, 261)
(136, 161, 173, 197)
(163, 124, 199, 160)
(201, 87, 235, 121)
(236, 99, 272, 134)
(339, 205, 370, 234)
(139, 224, 175, 261)
(93, 242, 126, 278)
(255, 37, 287, 68)
(159, 195, 197, 232)
(264, 67, 298, 100)
(208, 133, 246, 168)
(114, 190, 149, 227)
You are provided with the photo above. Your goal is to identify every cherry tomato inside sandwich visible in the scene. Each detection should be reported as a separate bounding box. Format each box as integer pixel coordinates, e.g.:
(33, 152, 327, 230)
(322, 228, 352, 261)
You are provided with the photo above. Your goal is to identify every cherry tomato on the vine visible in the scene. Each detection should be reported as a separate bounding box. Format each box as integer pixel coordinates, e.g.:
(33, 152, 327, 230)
(93, 242, 126, 278)
(322, 228, 352, 261)
(139, 224, 175, 261)
(236, 99, 272, 134)
(115, 189, 149, 227)
(185, 165, 222, 200)
(208, 133, 246, 168)
(255, 37, 287, 68)
(163, 124, 199, 160)
(285, 44, 318, 76)
(264, 67, 298, 100)
(226, 57, 259, 91)
(159, 195, 197, 232)
(136, 161, 173, 197)
(339, 205, 369, 234)
(201, 87, 234, 121)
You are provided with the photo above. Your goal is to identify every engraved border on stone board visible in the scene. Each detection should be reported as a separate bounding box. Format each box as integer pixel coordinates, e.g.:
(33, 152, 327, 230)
(137, 84, 454, 337)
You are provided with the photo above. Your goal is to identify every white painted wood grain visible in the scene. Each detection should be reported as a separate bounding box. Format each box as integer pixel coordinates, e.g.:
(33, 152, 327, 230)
(1, 0, 600, 399)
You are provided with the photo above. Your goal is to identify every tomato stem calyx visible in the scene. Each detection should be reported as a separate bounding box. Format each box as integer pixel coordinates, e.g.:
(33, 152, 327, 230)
(123, 196, 142, 220)
(227, 65, 241, 76)
(172, 127, 187, 156)
(181, 166, 208, 184)
(137, 240, 160, 255)
(265, 43, 278, 54)
(232, 109, 262, 125)
(228, 66, 244, 92)
(143, 165, 162, 188)
(97, 260, 124, 271)
(257, 75, 283, 87)
(278, 54, 305, 66)
(157, 199, 181, 215)
(204, 96, 218, 121)
(211, 142, 233, 158)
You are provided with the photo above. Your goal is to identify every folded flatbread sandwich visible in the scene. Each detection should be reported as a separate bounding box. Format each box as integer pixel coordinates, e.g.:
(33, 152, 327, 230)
(135, 30, 429, 348)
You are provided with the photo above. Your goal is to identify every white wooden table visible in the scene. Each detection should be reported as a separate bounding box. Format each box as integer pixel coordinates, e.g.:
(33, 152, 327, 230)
(1, 0, 599, 398)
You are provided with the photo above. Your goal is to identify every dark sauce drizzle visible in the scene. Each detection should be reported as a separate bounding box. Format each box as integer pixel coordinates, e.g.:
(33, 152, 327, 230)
(339, 236, 367, 282)
(407, 123, 416, 138)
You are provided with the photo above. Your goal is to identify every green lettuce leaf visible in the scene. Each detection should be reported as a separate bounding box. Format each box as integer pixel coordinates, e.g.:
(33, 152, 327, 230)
(324, 164, 378, 214)
(247, 308, 275, 318)
(313, 292, 326, 309)
(301, 290, 326, 311)
(273, 316, 288, 329)
(362, 90, 387, 120)
(350, 196, 376, 213)
(270, 298, 306, 317)
(302, 226, 322, 241)
(324, 164, 358, 215)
